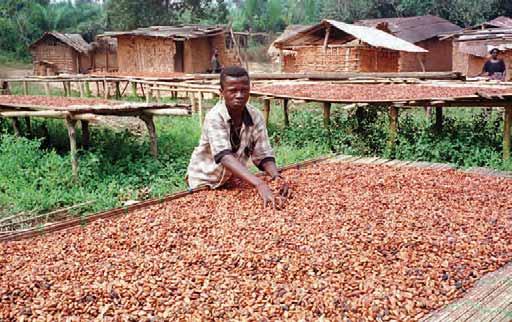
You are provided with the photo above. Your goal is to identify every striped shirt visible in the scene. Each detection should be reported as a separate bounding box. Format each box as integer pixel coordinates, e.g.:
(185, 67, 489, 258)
(187, 101, 275, 189)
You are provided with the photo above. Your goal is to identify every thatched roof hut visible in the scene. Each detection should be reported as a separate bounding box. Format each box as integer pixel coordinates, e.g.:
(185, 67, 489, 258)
(29, 32, 93, 75)
(273, 20, 426, 73)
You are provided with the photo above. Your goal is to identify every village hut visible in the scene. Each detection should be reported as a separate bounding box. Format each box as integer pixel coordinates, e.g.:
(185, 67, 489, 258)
(356, 15, 461, 72)
(272, 20, 427, 73)
(29, 32, 93, 75)
(90, 36, 118, 73)
(101, 25, 241, 74)
(452, 27, 512, 80)
(467, 16, 512, 30)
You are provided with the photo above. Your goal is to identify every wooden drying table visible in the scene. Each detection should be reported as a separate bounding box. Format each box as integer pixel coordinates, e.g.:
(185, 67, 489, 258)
(250, 81, 512, 160)
(0, 96, 191, 178)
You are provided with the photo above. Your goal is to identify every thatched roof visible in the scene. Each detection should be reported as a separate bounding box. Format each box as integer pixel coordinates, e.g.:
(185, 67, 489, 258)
(30, 32, 92, 54)
(470, 16, 512, 30)
(274, 20, 427, 53)
(102, 25, 228, 40)
(267, 25, 312, 56)
(356, 15, 461, 43)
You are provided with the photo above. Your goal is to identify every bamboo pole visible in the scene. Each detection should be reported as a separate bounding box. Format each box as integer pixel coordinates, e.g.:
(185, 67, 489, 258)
(504, 106, 512, 161)
(387, 105, 399, 156)
(65, 118, 78, 180)
(140, 114, 158, 158)
(283, 98, 290, 127)
(81, 120, 90, 150)
(263, 99, 271, 126)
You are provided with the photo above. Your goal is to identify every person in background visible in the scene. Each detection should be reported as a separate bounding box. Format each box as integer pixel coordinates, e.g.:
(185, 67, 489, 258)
(187, 66, 289, 209)
(480, 48, 507, 81)
(211, 49, 222, 74)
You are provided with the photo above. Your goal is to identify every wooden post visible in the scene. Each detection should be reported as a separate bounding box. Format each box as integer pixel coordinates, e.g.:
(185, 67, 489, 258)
(323, 26, 331, 52)
(63, 81, 68, 96)
(24, 117, 32, 137)
(44, 82, 51, 96)
(65, 118, 79, 180)
(42, 122, 50, 146)
(154, 82, 160, 103)
(140, 114, 158, 158)
(323, 102, 331, 128)
(190, 94, 198, 113)
(22, 81, 28, 96)
(103, 80, 109, 99)
(66, 82, 71, 96)
(81, 120, 90, 150)
(198, 92, 204, 125)
(115, 81, 121, 99)
(78, 81, 84, 98)
(84, 81, 91, 97)
(387, 105, 399, 156)
(263, 99, 271, 126)
(504, 106, 512, 161)
(131, 82, 137, 97)
(435, 106, 443, 133)
(146, 85, 152, 103)
(283, 98, 290, 127)
(95, 81, 100, 97)
(11, 117, 21, 136)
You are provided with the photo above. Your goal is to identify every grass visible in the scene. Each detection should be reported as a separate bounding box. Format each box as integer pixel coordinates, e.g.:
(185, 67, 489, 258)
(0, 92, 511, 219)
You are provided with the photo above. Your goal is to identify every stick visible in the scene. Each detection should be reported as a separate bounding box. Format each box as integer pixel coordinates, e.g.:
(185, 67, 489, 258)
(81, 120, 90, 149)
(65, 118, 79, 180)
(140, 114, 158, 157)
(263, 99, 271, 126)
(504, 106, 512, 160)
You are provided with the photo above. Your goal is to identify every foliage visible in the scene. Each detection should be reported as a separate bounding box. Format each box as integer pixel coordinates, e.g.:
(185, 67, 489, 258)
(0, 0, 105, 61)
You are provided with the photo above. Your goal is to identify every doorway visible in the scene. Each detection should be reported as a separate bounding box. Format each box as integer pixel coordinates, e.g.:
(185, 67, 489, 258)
(174, 41, 184, 72)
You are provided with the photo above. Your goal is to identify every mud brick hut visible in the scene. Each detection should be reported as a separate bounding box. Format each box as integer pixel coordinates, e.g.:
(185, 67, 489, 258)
(90, 36, 118, 72)
(452, 27, 512, 80)
(101, 25, 240, 74)
(356, 15, 461, 72)
(29, 32, 93, 75)
(272, 20, 427, 73)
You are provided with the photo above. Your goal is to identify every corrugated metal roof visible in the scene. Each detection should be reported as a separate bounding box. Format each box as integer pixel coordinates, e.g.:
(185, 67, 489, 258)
(275, 20, 427, 53)
(356, 15, 462, 43)
(102, 25, 227, 40)
(30, 32, 92, 54)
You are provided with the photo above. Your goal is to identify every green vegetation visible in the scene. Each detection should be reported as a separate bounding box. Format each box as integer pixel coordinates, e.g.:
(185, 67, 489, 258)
(0, 96, 510, 219)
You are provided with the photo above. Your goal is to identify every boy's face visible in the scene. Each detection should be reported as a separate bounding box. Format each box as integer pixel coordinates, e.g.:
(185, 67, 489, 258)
(220, 76, 250, 113)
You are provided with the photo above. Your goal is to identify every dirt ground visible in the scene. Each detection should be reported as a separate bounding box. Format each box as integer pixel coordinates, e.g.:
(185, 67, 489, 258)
(0, 65, 32, 78)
